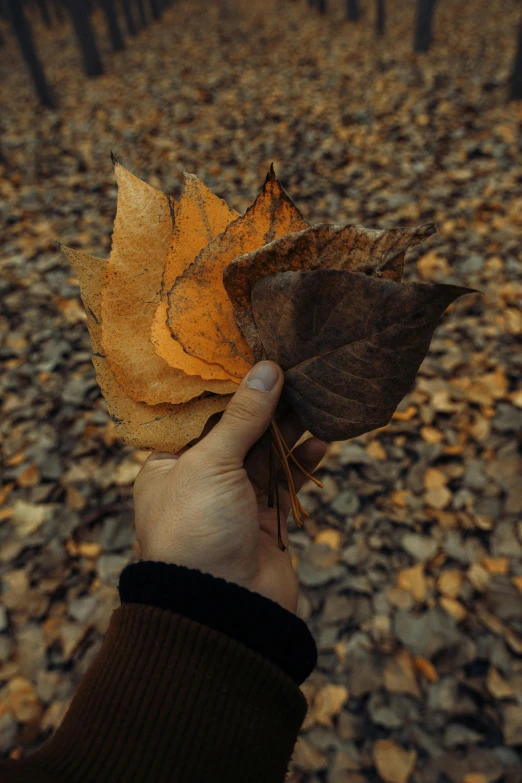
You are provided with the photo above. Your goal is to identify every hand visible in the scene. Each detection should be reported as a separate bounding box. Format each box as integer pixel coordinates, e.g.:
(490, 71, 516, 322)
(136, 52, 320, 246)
(133, 361, 327, 614)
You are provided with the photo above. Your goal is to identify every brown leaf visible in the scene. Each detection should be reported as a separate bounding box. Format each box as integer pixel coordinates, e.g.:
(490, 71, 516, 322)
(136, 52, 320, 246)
(99, 161, 237, 404)
(151, 172, 241, 382)
(373, 739, 416, 783)
(250, 268, 479, 441)
(224, 222, 435, 361)
(60, 245, 231, 453)
(167, 165, 308, 378)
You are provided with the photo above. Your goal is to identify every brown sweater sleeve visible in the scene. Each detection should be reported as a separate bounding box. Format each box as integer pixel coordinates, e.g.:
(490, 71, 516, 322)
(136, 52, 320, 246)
(0, 561, 318, 782)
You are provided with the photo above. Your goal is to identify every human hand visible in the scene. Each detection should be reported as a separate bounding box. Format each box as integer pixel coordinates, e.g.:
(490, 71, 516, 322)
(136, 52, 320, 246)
(133, 361, 327, 614)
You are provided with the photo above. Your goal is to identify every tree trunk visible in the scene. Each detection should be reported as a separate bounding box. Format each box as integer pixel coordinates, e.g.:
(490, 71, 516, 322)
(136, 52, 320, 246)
(37, 0, 52, 26)
(509, 13, 522, 101)
(376, 0, 385, 35)
(100, 0, 125, 50)
(346, 0, 359, 21)
(414, 0, 437, 53)
(7, 0, 55, 107)
(150, 0, 161, 20)
(317, 0, 327, 13)
(135, 0, 147, 26)
(121, 0, 136, 34)
(65, 0, 104, 77)
(54, 0, 66, 24)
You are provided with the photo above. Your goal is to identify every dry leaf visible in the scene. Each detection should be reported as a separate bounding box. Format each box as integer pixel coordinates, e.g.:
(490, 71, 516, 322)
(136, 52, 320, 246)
(151, 172, 241, 381)
(467, 562, 490, 592)
(439, 597, 467, 622)
(223, 222, 435, 361)
(413, 656, 438, 682)
(437, 569, 463, 599)
(17, 464, 40, 487)
(397, 564, 426, 602)
(425, 486, 452, 509)
(373, 739, 416, 783)
(312, 683, 349, 727)
(383, 649, 420, 697)
(482, 557, 509, 575)
(249, 268, 478, 441)
(99, 160, 237, 404)
(486, 667, 514, 699)
(59, 245, 231, 452)
(167, 165, 308, 377)
(423, 467, 447, 489)
(314, 529, 342, 550)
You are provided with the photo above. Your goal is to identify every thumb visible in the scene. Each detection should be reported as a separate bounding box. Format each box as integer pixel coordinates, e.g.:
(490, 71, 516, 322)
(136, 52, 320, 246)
(204, 361, 284, 463)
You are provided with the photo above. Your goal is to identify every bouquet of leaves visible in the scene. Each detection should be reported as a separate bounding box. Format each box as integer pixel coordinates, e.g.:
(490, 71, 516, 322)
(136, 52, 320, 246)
(59, 157, 478, 548)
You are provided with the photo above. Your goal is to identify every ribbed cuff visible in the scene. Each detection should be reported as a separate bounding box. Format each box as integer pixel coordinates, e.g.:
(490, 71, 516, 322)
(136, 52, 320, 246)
(18, 604, 309, 783)
(118, 560, 317, 685)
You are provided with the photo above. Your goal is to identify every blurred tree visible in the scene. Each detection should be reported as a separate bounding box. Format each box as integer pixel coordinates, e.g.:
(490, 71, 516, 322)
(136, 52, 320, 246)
(414, 0, 437, 52)
(121, 0, 137, 35)
(318, 0, 327, 14)
(100, 0, 125, 51)
(135, 0, 148, 27)
(346, 0, 360, 22)
(65, 0, 104, 76)
(376, 0, 385, 35)
(36, 0, 52, 27)
(53, 0, 66, 24)
(510, 11, 522, 100)
(6, 0, 55, 107)
(150, 0, 161, 20)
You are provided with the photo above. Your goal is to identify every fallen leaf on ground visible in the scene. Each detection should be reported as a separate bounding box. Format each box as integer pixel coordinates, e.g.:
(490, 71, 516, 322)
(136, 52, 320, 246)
(312, 683, 349, 727)
(373, 739, 417, 783)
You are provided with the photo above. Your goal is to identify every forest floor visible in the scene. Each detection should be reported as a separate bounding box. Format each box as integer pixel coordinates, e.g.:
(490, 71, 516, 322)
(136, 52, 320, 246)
(1, 0, 522, 781)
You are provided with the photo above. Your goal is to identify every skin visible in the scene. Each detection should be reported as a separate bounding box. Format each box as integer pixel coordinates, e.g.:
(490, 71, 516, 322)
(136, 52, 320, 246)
(133, 361, 327, 614)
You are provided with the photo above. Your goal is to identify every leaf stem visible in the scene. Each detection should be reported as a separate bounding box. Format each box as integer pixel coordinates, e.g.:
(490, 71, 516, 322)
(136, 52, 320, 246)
(272, 420, 323, 488)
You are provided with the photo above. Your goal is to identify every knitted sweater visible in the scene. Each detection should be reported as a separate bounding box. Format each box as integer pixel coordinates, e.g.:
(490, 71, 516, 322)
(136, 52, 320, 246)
(0, 560, 318, 782)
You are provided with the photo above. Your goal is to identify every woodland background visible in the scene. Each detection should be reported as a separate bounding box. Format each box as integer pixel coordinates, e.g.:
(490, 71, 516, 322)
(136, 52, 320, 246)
(1, 1, 522, 781)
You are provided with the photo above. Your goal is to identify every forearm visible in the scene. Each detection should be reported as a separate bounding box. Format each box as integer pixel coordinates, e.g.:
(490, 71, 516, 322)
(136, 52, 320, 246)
(0, 562, 317, 783)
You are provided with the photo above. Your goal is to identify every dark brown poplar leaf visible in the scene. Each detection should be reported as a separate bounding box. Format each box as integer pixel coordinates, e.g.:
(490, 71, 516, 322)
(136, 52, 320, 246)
(250, 269, 480, 442)
(223, 222, 436, 361)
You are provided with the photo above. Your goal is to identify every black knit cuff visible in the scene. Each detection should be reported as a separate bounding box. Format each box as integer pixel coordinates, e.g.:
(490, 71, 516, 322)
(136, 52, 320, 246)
(118, 560, 317, 685)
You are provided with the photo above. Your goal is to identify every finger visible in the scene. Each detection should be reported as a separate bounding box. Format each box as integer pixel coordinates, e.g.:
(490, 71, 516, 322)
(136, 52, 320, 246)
(244, 409, 306, 490)
(146, 409, 227, 464)
(202, 361, 284, 464)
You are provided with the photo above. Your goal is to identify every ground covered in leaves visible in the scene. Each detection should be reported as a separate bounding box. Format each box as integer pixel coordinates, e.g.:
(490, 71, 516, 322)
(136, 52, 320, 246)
(1, 0, 522, 780)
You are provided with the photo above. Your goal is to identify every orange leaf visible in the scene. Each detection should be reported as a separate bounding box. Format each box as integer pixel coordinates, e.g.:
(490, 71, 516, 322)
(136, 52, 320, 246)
(99, 160, 237, 404)
(151, 173, 241, 382)
(373, 739, 416, 783)
(167, 165, 308, 377)
(59, 244, 231, 453)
